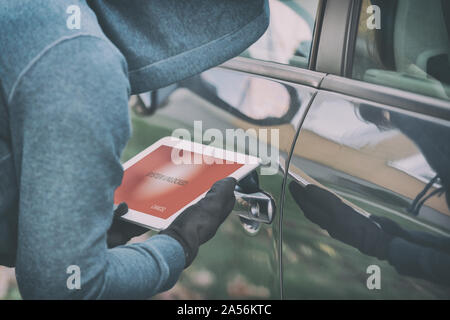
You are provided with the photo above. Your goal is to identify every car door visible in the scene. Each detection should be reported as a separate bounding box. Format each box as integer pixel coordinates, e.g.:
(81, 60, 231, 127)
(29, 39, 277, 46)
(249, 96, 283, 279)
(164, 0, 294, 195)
(122, 0, 323, 299)
(284, 0, 450, 298)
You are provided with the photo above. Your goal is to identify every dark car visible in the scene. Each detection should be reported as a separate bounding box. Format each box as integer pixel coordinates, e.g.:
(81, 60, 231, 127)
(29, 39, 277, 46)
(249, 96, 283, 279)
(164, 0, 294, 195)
(121, 0, 450, 299)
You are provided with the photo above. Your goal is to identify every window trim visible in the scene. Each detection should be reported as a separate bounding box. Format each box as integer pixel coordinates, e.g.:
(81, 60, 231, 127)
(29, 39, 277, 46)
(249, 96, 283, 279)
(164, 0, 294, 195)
(343, 0, 363, 77)
(308, 0, 326, 71)
(220, 56, 326, 88)
(320, 74, 450, 121)
(315, 0, 353, 75)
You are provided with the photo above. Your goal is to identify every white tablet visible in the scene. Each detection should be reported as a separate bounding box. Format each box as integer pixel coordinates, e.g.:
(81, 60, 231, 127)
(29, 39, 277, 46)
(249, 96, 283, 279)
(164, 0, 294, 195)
(114, 136, 261, 230)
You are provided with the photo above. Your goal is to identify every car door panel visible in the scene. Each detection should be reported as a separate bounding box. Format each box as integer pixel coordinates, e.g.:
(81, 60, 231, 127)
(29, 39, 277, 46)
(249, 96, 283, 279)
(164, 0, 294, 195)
(123, 65, 321, 299)
(121, 0, 325, 300)
(284, 88, 450, 299)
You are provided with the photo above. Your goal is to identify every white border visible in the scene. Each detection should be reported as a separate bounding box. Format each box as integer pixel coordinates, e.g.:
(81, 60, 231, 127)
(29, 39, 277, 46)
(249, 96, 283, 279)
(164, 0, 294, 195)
(117, 136, 261, 231)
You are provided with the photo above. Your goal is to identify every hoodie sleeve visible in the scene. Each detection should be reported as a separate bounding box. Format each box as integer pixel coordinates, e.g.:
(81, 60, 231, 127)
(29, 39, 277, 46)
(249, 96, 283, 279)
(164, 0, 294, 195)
(387, 236, 450, 286)
(9, 34, 185, 299)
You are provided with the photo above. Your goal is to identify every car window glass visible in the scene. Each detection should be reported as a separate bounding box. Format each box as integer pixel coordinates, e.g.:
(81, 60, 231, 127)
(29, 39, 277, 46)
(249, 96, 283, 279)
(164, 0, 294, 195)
(352, 0, 450, 101)
(240, 0, 320, 68)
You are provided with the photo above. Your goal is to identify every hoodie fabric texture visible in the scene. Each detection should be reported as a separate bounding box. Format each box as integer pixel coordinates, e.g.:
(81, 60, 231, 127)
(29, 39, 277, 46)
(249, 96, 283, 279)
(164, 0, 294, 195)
(0, 0, 269, 299)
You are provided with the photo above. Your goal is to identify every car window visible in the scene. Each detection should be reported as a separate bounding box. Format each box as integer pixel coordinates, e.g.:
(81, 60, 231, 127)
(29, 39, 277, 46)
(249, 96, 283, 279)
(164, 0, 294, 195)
(240, 0, 320, 68)
(352, 0, 450, 101)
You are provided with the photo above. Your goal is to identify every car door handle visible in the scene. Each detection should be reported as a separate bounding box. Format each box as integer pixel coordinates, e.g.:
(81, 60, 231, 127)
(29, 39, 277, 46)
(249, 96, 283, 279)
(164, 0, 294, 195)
(234, 190, 275, 224)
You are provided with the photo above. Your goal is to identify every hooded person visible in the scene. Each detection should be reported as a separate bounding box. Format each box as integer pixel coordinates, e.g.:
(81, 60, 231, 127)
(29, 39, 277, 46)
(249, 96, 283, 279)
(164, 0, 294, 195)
(0, 0, 269, 299)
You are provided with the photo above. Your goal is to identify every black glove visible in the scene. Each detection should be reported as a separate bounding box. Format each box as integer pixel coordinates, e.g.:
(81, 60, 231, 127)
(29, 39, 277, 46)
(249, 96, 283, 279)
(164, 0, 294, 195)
(370, 214, 450, 254)
(160, 177, 237, 268)
(289, 182, 393, 260)
(107, 202, 149, 248)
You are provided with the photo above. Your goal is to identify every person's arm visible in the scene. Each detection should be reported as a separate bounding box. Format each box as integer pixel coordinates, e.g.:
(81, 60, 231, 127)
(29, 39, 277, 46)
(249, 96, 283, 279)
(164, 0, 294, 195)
(371, 216, 450, 285)
(9, 36, 235, 299)
(289, 181, 450, 286)
(8, 36, 186, 299)
(388, 237, 450, 285)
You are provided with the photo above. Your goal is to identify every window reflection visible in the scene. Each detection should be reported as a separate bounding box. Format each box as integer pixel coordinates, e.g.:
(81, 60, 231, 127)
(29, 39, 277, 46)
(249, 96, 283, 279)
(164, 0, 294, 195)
(352, 0, 450, 101)
(242, 0, 319, 68)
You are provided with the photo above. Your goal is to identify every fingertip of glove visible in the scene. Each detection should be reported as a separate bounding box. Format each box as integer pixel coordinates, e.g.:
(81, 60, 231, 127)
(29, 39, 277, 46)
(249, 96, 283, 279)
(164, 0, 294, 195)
(223, 177, 238, 187)
(114, 202, 129, 217)
(289, 180, 303, 193)
(289, 181, 308, 202)
(211, 177, 237, 194)
(306, 184, 342, 206)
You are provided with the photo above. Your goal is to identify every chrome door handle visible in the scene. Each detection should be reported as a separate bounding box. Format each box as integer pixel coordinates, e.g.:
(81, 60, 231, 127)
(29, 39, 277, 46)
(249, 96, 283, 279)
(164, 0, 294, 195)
(234, 190, 275, 224)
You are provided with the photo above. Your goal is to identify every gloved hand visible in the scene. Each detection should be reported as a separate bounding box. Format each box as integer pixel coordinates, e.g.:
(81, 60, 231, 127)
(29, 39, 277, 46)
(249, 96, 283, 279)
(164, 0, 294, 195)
(370, 214, 450, 253)
(289, 181, 393, 260)
(107, 202, 149, 248)
(160, 177, 237, 268)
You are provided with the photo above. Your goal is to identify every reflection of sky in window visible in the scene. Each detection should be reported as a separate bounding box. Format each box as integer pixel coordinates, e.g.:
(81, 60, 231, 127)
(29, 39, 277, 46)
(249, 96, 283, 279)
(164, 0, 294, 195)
(303, 99, 398, 149)
(388, 154, 440, 187)
(203, 70, 249, 107)
(247, 0, 316, 64)
(202, 70, 291, 119)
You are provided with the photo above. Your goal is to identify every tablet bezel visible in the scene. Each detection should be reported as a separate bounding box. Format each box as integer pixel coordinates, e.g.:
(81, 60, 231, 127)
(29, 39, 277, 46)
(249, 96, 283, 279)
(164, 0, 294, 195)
(116, 136, 261, 231)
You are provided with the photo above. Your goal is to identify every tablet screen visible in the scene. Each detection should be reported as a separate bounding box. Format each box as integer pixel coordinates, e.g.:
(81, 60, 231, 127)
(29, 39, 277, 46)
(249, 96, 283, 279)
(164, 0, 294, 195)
(114, 145, 244, 219)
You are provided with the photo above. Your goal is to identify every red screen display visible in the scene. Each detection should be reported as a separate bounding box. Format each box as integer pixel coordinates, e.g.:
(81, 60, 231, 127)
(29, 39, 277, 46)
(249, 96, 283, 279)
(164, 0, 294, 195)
(114, 145, 243, 219)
